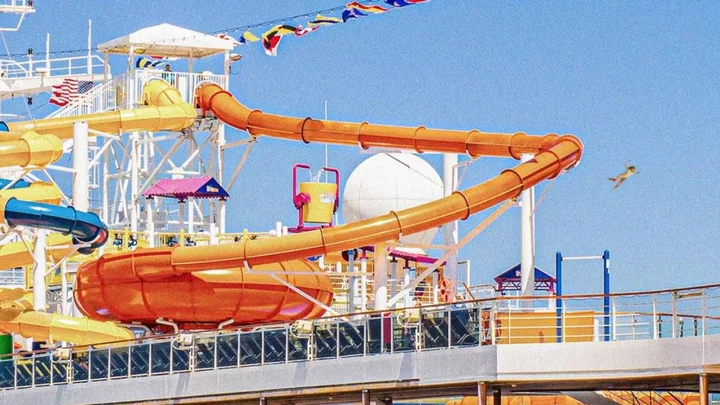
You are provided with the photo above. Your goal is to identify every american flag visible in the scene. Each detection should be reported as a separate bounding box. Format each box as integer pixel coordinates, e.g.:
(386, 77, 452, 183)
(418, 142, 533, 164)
(49, 78, 93, 107)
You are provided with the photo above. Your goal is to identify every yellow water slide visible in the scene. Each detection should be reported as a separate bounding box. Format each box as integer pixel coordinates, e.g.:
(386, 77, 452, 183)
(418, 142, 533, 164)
(0, 80, 196, 345)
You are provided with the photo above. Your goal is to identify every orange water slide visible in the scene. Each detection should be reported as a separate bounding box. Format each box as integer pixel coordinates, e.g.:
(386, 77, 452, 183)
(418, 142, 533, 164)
(74, 82, 582, 326)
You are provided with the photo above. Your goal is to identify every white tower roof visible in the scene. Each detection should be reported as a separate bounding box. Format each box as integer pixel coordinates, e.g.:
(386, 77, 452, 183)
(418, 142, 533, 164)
(98, 23, 234, 59)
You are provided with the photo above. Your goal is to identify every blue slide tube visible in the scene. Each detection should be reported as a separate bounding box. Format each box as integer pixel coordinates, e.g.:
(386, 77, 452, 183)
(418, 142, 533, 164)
(1, 179, 108, 254)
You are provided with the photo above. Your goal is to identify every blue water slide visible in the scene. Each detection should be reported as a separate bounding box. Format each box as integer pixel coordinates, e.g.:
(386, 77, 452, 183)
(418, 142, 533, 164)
(0, 179, 108, 254)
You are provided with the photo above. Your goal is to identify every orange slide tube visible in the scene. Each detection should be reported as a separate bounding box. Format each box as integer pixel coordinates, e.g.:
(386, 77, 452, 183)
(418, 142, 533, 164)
(74, 82, 582, 327)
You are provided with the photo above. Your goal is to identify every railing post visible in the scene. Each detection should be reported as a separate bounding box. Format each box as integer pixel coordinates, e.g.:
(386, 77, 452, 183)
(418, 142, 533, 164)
(237, 331, 242, 367)
(285, 326, 289, 363)
(260, 330, 265, 366)
(611, 297, 617, 341)
(214, 334, 219, 370)
(672, 292, 677, 339)
(702, 289, 707, 336)
(603, 250, 610, 342)
(555, 252, 563, 343)
(127, 345, 132, 378)
(336, 320, 341, 358)
(561, 301, 566, 343)
(106, 348, 111, 380)
(490, 302, 497, 345)
(88, 347, 93, 381)
(31, 353, 35, 388)
(448, 307, 452, 349)
(652, 294, 659, 339)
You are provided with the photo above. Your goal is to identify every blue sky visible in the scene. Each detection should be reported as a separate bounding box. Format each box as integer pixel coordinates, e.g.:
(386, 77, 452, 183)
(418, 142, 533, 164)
(1, 1, 719, 294)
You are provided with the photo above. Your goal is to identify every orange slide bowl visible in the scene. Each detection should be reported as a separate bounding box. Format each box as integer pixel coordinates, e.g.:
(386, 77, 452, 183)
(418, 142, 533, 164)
(74, 250, 333, 329)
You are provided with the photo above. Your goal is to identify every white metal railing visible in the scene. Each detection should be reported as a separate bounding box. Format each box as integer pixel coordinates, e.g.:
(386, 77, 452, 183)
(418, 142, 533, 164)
(0, 55, 105, 80)
(132, 70, 228, 108)
(45, 74, 119, 119)
(2, 283, 720, 391)
(0, 267, 24, 286)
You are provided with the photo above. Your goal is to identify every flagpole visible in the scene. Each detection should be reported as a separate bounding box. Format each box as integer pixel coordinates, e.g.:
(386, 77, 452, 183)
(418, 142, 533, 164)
(324, 99, 328, 182)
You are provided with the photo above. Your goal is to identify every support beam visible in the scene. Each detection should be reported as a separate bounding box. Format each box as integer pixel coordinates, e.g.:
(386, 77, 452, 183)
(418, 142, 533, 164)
(520, 153, 536, 297)
(361, 389, 371, 405)
(442, 153, 459, 300)
(130, 132, 140, 232)
(386, 201, 512, 308)
(478, 382, 488, 405)
(700, 373, 709, 405)
(33, 230, 47, 312)
(348, 249, 356, 313)
(72, 121, 89, 212)
(493, 390, 502, 405)
(258, 398, 267, 405)
(374, 242, 388, 310)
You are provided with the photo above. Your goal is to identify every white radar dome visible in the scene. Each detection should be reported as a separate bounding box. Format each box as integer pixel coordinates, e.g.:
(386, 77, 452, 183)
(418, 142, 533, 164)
(342, 153, 444, 248)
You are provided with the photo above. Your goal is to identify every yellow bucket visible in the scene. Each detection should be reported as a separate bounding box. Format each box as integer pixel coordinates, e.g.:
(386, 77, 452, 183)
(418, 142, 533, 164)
(299, 182, 337, 224)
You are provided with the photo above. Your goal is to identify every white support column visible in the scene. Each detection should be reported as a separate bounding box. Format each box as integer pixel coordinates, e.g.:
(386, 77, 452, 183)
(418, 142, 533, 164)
(187, 197, 194, 233)
(442, 153, 459, 300)
(145, 197, 154, 247)
(374, 242, 388, 310)
(102, 136, 110, 224)
(33, 230, 47, 312)
(347, 251, 356, 313)
(130, 132, 140, 232)
(360, 252, 368, 312)
(60, 261, 68, 315)
(72, 121, 89, 212)
(520, 153, 536, 297)
(403, 264, 412, 307)
(178, 200, 185, 232)
(390, 259, 397, 306)
(219, 198, 226, 234)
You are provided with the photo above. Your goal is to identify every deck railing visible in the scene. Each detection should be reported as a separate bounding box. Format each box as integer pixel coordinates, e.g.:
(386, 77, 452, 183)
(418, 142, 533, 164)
(1, 283, 719, 391)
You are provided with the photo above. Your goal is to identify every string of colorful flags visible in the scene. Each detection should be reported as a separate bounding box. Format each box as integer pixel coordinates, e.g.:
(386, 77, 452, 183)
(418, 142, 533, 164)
(236, 0, 428, 56)
(8, 0, 427, 59)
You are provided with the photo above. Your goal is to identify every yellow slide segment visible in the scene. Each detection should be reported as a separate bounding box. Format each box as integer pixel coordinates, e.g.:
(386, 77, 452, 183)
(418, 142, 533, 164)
(0, 311, 134, 345)
(0, 80, 194, 346)
(4, 81, 195, 139)
(0, 234, 74, 270)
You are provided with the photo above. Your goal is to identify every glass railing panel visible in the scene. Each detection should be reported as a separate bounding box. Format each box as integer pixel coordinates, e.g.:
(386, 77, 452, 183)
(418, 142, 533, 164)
(71, 351, 89, 383)
(313, 322, 338, 359)
(130, 344, 150, 376)
(0, 359, 12, 388)
(287, 331, 309, 362)
(422, 308, 449, 349)
(33, 354, 52, 386)
(51, 358, 68, 385)
(338, 320, 365, 357)
(216, 333, 239, 368)
(392, 312, 416, 353)
(263, 329, 287, 364)
(150, 342, 171, 374)
(240, 332, 262, 366)
(450, 307, 480, 347)
(110, 347, 129, 378)
(89, 349, 109, 381)
(367, 314, 390, 355)
(172, 345, 191, 372)
(194, 336, 215, 370)
(15, 357, 32, 387)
